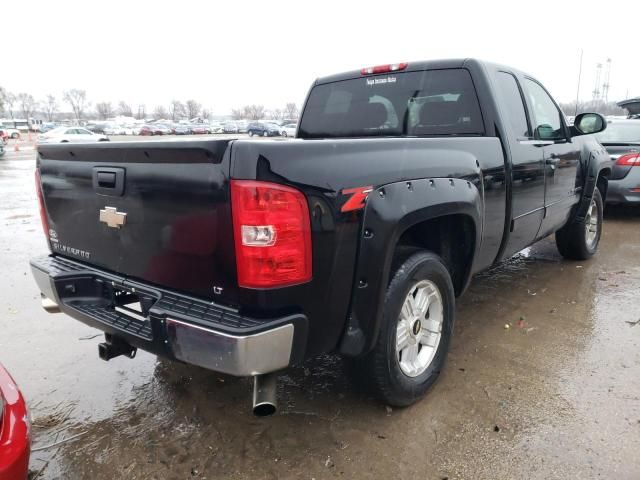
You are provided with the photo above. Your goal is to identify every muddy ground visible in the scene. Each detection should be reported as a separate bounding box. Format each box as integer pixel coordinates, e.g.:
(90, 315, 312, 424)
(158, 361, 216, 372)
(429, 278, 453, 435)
(1, 142, 639, 479)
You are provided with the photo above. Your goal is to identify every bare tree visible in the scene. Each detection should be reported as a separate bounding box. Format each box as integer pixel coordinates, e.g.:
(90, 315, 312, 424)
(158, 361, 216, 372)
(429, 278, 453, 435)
(231, 108, 244, 120)
(185, 99, 201, 119)
(201, 109, 211, 120)
(17, 93, 38, 120)
(243, 104, 265, 120)
(135, 104, 146, 120)
(2, 91, 16, 119)
(0, 87, 7, 115)
(43, 95, 59, 121)
(284, 102, 299, 119)
(270, 108, 284, 121)
(95, 102, 114, 120)
(153, 105, 168, 120)
(169, 100, 185, 121)
(558, 100, 626, 117)
(118, 101, 133, 117)
(63, 89, 88, 123)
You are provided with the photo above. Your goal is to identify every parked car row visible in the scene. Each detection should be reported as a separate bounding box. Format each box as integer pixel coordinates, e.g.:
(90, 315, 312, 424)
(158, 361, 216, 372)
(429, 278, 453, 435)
(30, 119, 302, 144)
(247, 121, 297, 137)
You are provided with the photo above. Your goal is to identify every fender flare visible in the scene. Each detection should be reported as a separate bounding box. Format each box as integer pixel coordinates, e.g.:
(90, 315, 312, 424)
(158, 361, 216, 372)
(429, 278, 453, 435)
(572, 146, 612, 223)
(339, 177, 482, 356)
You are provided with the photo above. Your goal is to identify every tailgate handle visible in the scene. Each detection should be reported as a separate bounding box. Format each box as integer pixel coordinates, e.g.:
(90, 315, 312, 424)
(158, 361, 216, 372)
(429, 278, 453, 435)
(97, 172, 116, 188)
(93, 167, 125, 196)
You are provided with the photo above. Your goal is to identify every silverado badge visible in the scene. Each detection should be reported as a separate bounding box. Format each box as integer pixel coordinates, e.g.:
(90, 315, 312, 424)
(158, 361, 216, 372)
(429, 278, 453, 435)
(99, 206, 127, 229)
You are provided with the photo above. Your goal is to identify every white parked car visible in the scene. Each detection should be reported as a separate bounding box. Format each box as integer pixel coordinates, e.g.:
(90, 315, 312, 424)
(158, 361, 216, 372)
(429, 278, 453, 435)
(0, 127, 21, 139)
(209, 122, 224, 134)
(281, 123, 297, 137)
(38, 127, 109, 144)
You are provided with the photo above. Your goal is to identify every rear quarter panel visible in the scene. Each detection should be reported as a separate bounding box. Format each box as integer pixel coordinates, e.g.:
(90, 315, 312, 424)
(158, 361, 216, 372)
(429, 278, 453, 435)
(230, 136, 505, 356)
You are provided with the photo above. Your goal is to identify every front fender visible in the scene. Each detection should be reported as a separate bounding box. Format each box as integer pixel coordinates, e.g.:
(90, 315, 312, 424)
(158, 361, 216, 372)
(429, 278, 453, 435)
(339, 177, 482, 356)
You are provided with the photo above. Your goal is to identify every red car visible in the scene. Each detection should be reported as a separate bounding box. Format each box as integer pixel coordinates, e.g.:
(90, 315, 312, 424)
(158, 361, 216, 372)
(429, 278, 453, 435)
(190, 125, 210, 135)
(139, 125, 154, 136)
(0, 363, 30, 480)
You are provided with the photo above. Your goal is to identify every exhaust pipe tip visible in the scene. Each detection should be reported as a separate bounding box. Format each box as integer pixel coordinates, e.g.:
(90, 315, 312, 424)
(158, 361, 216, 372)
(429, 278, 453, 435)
(253, 373, 278, 416)
(253, 401, 277, 417)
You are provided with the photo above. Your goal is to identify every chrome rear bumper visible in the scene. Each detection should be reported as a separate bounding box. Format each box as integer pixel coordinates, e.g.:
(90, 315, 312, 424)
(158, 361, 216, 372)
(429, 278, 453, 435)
(30, 255, 304, 376)
(166, 318, 294, 376)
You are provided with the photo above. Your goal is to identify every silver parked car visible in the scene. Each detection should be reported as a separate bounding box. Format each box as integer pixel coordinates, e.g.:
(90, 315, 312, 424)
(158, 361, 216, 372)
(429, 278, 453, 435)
(281, 123, 297, 137)
(595, 119, 640, 205)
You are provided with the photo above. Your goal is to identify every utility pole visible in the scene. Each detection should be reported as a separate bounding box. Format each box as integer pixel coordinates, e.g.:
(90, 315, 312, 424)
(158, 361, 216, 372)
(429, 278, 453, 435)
(574, 49, 583, 116)
(601, 58, 612, 103)
(592, 63, 602, 101)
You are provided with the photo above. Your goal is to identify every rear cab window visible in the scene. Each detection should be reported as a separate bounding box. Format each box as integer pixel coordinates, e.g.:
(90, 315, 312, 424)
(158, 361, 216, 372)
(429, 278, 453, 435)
(298, 69, 484, 139)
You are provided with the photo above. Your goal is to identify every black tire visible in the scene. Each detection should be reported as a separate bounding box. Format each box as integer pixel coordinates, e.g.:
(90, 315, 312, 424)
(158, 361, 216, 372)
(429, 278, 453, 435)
(248, 131, 254, 137)
(350, 251, 455, 407)
(11, 133, 19, 139)
(282, 131, 287, 137)
(263, 131, 269, 137)
(555, 187, 603, 260)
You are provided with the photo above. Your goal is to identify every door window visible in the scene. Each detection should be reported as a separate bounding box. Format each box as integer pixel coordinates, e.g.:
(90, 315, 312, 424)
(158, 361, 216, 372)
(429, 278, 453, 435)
(495, 72, 530, 138)
(523, 79, 565, 141)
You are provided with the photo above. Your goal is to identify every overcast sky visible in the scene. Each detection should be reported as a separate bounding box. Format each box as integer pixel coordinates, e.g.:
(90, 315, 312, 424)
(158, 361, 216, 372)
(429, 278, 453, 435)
(3, 0, 637, 115)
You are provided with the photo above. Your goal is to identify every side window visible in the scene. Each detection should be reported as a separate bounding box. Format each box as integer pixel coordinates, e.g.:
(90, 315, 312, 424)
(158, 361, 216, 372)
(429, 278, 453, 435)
(495, 72, 530, 138)
(65, 129, 77, 135)
(523, 79, 565, 141)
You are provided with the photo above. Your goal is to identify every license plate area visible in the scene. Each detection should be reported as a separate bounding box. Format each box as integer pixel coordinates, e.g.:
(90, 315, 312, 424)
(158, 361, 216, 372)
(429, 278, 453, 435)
(54, 274, 158, 340)
(110, 285, 156, 322)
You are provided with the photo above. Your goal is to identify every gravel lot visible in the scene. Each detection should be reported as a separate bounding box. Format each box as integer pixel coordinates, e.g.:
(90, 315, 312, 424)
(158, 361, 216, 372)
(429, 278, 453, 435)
(1, 138, 639, 479)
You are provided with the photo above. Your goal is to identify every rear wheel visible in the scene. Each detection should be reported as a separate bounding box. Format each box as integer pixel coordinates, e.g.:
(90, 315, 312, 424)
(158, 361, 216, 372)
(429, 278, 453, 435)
(263, 131, 269, 137)
(249, 131, 254, 137)
(11, 132, 19, 139)
(556, 187, 603, 260)
(350, 251, 455, 407)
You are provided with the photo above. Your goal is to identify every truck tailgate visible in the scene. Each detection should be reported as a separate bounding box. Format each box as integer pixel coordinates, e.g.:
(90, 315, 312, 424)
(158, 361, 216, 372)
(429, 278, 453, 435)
(37, 140, 235, 300)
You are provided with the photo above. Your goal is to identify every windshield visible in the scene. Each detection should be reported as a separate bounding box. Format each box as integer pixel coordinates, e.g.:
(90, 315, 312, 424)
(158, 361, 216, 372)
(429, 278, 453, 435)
(298, 68, 484, 139)
(595, 121, 640, 144)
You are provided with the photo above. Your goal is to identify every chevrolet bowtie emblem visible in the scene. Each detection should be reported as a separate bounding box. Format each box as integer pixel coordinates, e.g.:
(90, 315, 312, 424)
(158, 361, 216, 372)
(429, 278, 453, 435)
(99, 206, 127, 229)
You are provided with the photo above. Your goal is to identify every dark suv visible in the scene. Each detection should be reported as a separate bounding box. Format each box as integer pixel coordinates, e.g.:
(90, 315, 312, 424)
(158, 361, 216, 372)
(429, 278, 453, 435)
(247, 122, 280, 137)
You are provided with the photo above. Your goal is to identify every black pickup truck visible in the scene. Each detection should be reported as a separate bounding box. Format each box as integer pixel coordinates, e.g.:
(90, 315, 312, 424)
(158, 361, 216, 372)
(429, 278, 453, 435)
(31, 59, 611, 415)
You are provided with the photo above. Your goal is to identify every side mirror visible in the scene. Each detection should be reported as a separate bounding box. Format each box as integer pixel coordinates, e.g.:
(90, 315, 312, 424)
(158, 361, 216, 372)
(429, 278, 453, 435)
(573, 112, 606, 136)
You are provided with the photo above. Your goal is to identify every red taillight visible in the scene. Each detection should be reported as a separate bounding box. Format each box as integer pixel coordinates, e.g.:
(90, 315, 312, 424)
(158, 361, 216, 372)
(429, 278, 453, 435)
(230, 180, 312, 288)
(361, 62, 408, 75)
(35, 169, 50, 240)
(616, 153, 640, 166)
